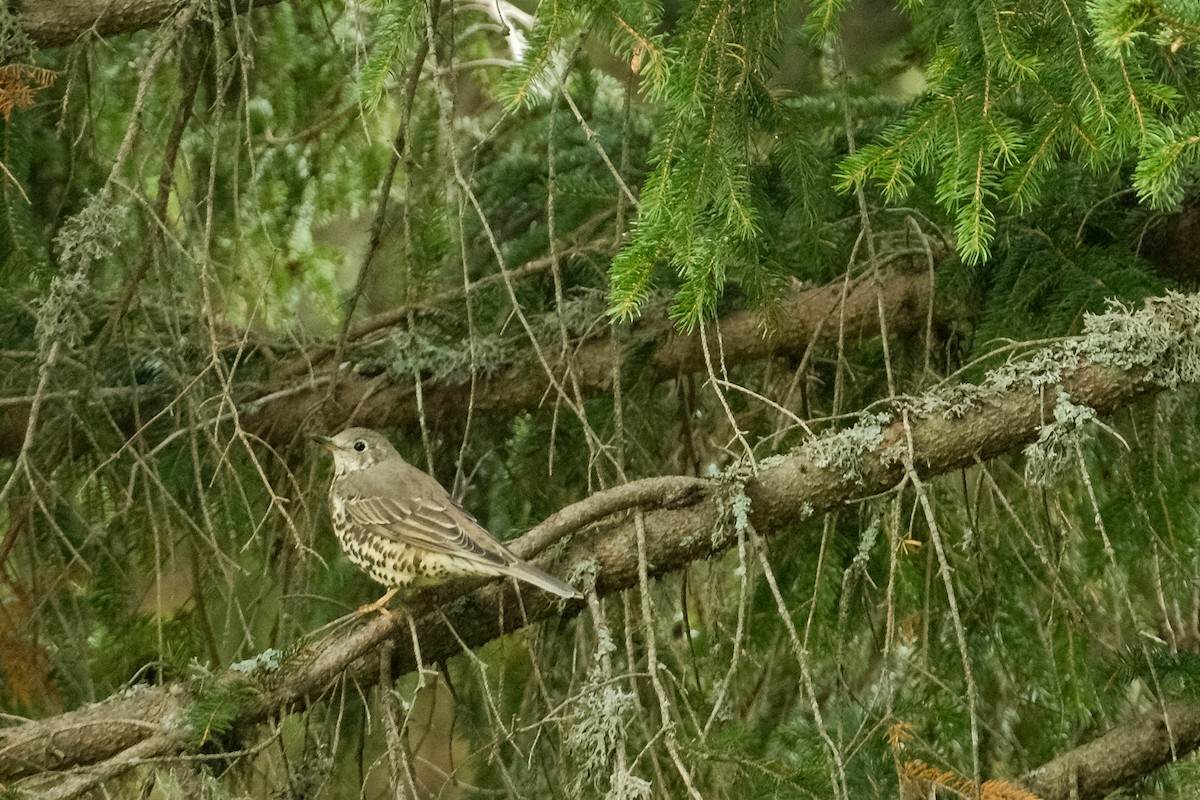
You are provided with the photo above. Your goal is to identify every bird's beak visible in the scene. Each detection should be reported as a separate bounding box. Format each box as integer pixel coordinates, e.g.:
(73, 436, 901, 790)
(310, 434, 337, 451)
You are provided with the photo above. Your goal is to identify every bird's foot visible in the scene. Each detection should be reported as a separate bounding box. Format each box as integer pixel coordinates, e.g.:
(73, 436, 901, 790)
(356, 587, 399, 617)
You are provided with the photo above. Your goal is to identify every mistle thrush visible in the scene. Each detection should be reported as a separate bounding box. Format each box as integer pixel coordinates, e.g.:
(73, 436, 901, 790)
(320, 428, 581, 605)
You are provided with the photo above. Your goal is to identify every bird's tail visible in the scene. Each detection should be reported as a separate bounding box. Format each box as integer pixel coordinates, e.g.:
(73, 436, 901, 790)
(504, 560, 582, 600)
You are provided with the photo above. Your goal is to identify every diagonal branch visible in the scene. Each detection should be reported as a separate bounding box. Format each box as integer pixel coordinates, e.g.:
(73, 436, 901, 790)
(1020, 700, 1200, 800)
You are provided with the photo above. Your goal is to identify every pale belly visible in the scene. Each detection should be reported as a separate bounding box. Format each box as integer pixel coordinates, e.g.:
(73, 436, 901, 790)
(331, 497, 499, 589)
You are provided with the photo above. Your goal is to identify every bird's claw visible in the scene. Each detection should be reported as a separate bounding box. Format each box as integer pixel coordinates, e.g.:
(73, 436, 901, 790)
(356, 587, 400, 617)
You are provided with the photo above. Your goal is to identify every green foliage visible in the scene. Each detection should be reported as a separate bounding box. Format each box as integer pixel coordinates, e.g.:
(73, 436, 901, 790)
(702, 721, 832, 798)
(499, 1, 668, 110)
(0, 5, 33, 63)
(356, 0, 425, 110)
(838, 0, 1198, 264)
(1135, 112, 1200, 208)
(473, 66, 651, 278)
(185, 672, 258, 748)
(608, 1, 784, 329)
(1090, 0, 1200, 55)
(0, 115, 52, 279)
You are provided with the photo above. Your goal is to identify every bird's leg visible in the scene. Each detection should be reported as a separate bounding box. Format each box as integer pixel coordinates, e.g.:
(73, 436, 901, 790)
(357, 586, 400, 617)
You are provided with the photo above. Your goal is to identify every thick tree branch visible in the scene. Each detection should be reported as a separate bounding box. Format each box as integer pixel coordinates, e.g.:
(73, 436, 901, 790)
(3, 292, 1198, 798)
(1021, 701, 1200, 800)
(20, 0, 286, 49)
(0, 270, 933, 458)
(241, 270, 934, 444)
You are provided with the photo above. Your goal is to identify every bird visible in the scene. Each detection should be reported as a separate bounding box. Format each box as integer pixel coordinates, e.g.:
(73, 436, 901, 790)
(318, 427, 581, 612)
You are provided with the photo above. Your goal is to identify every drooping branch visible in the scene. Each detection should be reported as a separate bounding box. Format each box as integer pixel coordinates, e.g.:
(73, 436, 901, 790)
(3, 294, 1200, 797)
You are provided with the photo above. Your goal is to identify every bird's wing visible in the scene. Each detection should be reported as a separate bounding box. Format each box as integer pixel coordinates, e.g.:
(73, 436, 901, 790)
(341, 492, 510, 567)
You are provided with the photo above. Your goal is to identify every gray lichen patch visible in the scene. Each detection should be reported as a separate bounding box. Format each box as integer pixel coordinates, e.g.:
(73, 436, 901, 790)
(566, 624, 640, 793)
(566, 679, 636, 782)
(710, 480, 750, 550)
(799, 412, 891, 484)
(692, 292, 1200, 550)
(1077, 292, 1200, 388)
(229, 648, 284, 675)
(897, 292, 1200, 427)
(905, 382, 990, 419)
(1023, 388, 1097, 486)
(35, 270, 93, 356)
(568, 556, 601, 594)
(54, 191, 126, 271)
(385, 324, 510, 381)
(709, 459, 759, 549)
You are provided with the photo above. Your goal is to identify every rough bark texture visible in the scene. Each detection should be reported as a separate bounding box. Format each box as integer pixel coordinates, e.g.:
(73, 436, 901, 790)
(1021, 701, 1200, 800)
(0, 686, 185, 781)
(20, 0, 286, 48)
(2, 292, 1198, 800)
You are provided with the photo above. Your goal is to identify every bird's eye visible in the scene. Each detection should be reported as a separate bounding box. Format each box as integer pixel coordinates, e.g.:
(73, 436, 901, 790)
(353, 440, 367, 452)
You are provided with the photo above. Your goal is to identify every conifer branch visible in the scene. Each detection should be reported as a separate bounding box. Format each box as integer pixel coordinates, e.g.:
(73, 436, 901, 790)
(1020, 700, 1200, 800)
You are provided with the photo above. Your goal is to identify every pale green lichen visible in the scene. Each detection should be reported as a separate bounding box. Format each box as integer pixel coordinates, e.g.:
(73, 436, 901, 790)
(1022, 348, 1069, 393)
(801, 412, 890, 483)
(569, 556, 601, 594)
(35, 270, 91, 357)
(386, 324, 509, 381)
(896, 294, 1200, 431)
(904, 383, 988, 419)
(710, 481, 748, 550)
(710, 460, 758, 549)
(851, 517, 881, 570)
(230, 648, 283, 675)
(1078, 293, 1200, 388)
(594, 622, 617, 659)
(564, 686, 633, 772)
(1024, 388, 1096, 486)
(776, 293, 1200, 499)
(879, 442, 907, 469)
(606, 769, 653, 800)
(730, 490, 752, 533)
(567, 634, 639, 792)
(54, 192, 126, 270)
(756, 453, 788, 470)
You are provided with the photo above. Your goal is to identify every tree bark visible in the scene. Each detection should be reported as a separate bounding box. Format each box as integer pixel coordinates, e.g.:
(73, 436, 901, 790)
(1021, 701, 1200, 800)
(247, 270, 933, 442)
(20, 0, 286, 49)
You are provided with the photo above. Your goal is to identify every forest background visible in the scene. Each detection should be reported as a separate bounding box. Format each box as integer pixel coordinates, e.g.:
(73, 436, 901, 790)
(3, 0, 1200, 798)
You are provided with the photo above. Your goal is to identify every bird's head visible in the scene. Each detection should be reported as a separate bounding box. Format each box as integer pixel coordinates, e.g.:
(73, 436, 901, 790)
(316, 428, 398, 475)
